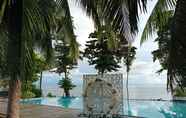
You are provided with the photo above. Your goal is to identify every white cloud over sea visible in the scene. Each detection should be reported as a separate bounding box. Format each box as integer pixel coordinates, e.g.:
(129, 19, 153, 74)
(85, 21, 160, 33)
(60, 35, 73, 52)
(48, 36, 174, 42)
(66, 0, 167, 85)
(44, 0, 167, 85)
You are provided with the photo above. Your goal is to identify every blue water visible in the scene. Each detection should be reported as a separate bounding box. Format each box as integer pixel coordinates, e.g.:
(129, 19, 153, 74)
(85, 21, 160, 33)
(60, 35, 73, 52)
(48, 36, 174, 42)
(21, 97, 186, 118)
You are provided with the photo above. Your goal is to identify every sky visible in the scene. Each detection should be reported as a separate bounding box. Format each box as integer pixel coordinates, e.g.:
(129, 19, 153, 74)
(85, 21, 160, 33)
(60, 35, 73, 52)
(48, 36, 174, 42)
(65, 0, 167, 85)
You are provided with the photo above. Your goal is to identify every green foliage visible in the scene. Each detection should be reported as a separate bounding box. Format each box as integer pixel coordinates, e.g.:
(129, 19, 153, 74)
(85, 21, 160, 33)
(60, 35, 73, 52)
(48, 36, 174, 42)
(152, 17, 172, 73)
(174, 88, 186, 97)
(84, 28, 124, 74)
(58, 77, 76, 90)
(21, 53, 47, 98)
(78, 0, 148, 40)
(22, 91, 36, 99)
(55, 41, 77, 74)
(0, 27, 8, 77)
(21, 81, 42, 99)
(47, 92, 56, 97)
(123, 46, 137, 72)
(0, 79, 9, 88)
(0, 0, 79, 80)
(34, 53, 49, 73)
(55, 40, 78, 97)
(140, 0, 176, 44)
(31, 85, 42, 97)
(55, 0, 79, 61)
(168, 0, 186, 91)
(152, 15, 186, 91)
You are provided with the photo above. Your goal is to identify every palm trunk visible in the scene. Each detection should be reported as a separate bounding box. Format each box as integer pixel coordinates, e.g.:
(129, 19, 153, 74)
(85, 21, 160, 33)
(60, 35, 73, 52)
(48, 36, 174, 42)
(64, 89, 70, 97)
(7, 78, 21, 118)
(64, 67, 70, 97)
(126, 71, 129, 100)
(126, 48, 130, 101)
(6, 0, 23, 118)
(64, 71, 67, 80)
(126, 70, 130, 116)
(126, 47, 130, 115)
(40, 72, 43, 93)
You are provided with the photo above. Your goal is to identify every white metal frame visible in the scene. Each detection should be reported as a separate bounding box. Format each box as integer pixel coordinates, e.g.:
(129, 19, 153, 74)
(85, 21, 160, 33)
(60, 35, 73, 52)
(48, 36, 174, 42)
(82, 74, 124, 115)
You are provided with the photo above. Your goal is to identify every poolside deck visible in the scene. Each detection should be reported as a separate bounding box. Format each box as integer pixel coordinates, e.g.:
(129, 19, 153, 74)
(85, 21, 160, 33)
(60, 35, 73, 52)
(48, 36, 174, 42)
(0, 100, 80, 118)
(0, 99, 141, 118)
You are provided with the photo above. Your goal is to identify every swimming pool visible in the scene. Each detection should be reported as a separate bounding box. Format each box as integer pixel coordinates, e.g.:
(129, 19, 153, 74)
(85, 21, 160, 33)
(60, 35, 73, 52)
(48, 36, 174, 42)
(21, 97, 186, 118)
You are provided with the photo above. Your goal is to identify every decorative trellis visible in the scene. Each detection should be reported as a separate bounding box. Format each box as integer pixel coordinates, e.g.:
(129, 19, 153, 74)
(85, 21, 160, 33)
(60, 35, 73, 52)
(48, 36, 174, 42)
(82, 74, 124, 115)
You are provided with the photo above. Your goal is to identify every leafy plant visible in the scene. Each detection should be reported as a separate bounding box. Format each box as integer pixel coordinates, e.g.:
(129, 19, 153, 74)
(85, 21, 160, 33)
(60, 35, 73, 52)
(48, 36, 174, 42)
(47, 92, 56, 97)
(84, 27, 130, 75)
(0, 80, 9, 89)
(58, 77, 76, 97)
(21, 53, 47, 98)
(55, 40, 78, 97)
(174, 87, 186, 97)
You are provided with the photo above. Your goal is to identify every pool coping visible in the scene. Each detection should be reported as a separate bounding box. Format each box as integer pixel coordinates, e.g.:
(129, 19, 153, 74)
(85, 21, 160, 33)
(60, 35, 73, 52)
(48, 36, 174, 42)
(21, 97, 186, 102)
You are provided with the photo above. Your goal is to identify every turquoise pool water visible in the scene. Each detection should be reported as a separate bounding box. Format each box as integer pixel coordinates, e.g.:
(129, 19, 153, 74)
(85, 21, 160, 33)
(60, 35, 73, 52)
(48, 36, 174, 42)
(21, 97, 186, 118)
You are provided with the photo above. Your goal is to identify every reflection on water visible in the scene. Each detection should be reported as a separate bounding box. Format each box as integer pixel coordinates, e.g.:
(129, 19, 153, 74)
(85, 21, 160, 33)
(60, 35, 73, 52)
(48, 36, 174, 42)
(21, 97, 186, 118)
(159, 101, 186, 118)
(21, 98, 42, 105)
(57, 97, 72, 108)
(124, 100, 186, 118)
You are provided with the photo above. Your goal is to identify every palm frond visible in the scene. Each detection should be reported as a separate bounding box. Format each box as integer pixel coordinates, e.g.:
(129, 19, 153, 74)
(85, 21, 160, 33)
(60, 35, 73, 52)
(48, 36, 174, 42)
(168, 0, 186, 91)
(75, 0, 100, 27)
(21, 0, 56, 79)
(140, 0, 176, 45)
(126, 0, 147, 32)
(56, 0, 80, 61)
(0, 0, 8, 24)
(77, 0, 148, 41)
(0, 24, 8, 76)
(27, 0, 56, 63)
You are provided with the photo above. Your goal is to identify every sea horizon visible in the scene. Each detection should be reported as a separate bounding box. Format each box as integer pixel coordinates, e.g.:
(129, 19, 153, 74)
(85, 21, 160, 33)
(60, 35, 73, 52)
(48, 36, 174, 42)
(37, 71, 172, 100)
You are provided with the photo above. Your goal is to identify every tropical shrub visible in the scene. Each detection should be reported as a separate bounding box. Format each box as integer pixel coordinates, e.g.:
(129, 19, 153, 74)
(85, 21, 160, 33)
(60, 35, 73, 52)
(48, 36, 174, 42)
(47, 92, 56, 97)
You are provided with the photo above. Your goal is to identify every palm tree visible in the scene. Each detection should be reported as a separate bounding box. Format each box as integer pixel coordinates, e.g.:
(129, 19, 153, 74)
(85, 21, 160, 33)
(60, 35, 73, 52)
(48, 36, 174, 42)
(139, 0, 176, 44)
(124, 46, 136, 100)
(140, 0, 176, 44)
(123, 46, 136, 115)
(5, 1, 23, 117)
(33, 54, 49, 95)
(140, 0, 186, 91)
(0, 0, 78, 117)
(55, 41, 78, 97)
(0, 0, 152, 117)
(168, 0, 186, 90)
(152, 17, 172, 74)
(77, 0, 148, 41)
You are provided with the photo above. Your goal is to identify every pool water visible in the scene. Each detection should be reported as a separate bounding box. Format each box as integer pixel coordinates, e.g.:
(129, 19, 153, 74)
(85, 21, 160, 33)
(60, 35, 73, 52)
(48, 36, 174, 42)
(21, 97, 186, 118)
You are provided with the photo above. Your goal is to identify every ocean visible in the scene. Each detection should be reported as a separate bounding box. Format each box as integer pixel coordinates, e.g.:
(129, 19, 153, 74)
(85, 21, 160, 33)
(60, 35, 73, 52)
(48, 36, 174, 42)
(38, 72, 172, 100)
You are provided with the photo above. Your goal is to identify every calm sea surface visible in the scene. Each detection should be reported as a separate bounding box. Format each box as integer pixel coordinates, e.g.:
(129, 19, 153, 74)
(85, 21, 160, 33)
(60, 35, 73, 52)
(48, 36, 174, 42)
(38, 72, 172, 100)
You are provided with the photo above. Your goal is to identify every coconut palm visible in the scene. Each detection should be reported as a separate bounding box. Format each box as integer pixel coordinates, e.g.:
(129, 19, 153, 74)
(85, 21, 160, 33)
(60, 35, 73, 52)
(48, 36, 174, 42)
(55, 41, 78, 97)
(140, 0, 176, 44)
(77, 0, 148, 41)
(0, 0, 151, 118)
(168, 0, 186, 91)
(140, 0, 186, 91)
(0, 0, 56, 117)
(122, 46, 136, 116)
(152, 17, 172, 74)
(0, 0, 79, 117)
(123, 46, 136, 100)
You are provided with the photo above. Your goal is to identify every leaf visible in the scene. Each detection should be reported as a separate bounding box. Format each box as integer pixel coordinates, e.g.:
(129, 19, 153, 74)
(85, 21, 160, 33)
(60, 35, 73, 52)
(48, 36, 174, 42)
(140, 0, 176, 45)
(0, 0, 8, 24)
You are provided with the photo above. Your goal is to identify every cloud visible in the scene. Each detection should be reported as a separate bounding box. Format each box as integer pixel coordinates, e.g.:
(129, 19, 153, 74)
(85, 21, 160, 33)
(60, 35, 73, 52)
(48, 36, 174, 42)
(55, 0, 167, 85)
(68, 0, 95, 49)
